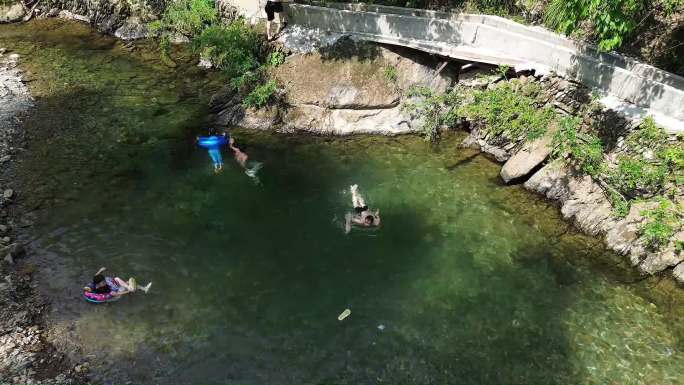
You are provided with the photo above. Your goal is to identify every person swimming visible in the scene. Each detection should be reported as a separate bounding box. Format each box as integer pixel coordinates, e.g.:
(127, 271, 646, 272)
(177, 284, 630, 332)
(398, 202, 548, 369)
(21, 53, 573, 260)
(345, 184, 381, 233)
(83, 267, 152, 298)
(229, 137, 263, 180)
(197, 128, 229, 173)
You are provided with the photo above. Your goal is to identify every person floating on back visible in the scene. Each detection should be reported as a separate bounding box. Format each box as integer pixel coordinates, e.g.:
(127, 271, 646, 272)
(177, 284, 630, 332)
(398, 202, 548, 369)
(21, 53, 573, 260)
(83, 267, 152, 303)
(197, 128, 229, 173)
(345, 184, 381, 233)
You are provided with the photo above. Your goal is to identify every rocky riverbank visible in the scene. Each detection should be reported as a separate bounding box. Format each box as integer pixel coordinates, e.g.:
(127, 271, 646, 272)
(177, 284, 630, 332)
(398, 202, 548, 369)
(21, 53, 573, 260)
(0, 48, 85, 384)
(461, 72, 684, 282)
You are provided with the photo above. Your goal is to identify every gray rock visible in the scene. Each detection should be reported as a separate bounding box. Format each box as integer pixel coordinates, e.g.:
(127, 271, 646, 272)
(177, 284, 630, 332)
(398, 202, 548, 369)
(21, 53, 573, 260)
(58, 10, 90, 23)
(638, 231, 684, 274)
(170, 33, 190, 44)
(0, 3, 26, 23)
(524, 161, 615, 236)
(3, 253, 12, 264)
(500, 125, 556, 183)
(114, 17, 150, 41)
(480, 142, 510, 162)
(5, 242, 25, 259)
(673, 262, 684, 284)
(198, 57, 213, 69)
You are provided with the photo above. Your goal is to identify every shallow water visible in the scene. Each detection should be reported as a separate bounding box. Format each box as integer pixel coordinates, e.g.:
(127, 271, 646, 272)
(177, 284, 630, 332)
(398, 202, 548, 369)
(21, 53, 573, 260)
(3, 19, 684, 385)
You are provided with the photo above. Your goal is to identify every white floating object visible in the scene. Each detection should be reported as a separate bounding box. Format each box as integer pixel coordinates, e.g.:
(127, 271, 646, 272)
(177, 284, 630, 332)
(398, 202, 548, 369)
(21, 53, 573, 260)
(377, 324, 385, 331)
(338, 308, 351, 321)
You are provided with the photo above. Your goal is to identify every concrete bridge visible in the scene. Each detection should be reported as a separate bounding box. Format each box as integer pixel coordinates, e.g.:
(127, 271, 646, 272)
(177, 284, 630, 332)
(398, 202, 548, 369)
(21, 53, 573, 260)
(230, 1, 684, 131)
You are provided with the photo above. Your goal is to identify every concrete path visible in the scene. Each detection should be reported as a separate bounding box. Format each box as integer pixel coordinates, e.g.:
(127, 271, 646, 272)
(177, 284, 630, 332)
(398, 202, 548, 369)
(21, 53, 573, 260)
(286, 2, 684, 132)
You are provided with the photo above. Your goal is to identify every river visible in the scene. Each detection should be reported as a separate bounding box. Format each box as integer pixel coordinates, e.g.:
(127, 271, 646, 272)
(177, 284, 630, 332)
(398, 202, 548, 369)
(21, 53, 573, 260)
(2, 19, 684, 384)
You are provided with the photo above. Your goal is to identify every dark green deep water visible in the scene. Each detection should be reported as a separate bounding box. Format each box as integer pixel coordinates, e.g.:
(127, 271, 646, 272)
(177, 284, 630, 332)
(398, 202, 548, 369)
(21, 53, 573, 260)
(3, 19, 684, 385)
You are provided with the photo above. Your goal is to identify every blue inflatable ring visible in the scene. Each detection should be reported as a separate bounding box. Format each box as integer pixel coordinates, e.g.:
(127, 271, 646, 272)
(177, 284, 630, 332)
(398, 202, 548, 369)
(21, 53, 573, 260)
(197, 135, 228, 149)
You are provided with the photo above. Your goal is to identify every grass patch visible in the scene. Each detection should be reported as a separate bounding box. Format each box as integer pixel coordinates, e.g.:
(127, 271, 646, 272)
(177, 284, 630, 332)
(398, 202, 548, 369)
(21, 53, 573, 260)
(383, 65, 398, 82)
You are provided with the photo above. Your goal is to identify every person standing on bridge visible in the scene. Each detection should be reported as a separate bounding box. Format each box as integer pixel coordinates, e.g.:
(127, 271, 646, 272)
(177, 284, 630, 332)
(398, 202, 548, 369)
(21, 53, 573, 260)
(265, 0, 288, 40)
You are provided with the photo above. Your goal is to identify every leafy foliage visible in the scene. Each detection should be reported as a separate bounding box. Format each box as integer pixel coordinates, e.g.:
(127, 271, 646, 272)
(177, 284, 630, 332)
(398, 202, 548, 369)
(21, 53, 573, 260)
(675, 240, 684, 255)
(544, 0, 684, 52)
(640, 198, 682, 250)
(628, 116, 669, 149)
(459, 80, 554, 141)
(608, 190, 630, 218)
(191, 21, 260, 78)
(659, 145, 684, 170)
(609, 157, 667, 196)
(544, 0, 645, 51)
(243, 79, 278, 109)
(149, 0, 218, 38)
(403, 86, 464, 142)
(552, 116, 605, 176)
(266, 51, 287, 67)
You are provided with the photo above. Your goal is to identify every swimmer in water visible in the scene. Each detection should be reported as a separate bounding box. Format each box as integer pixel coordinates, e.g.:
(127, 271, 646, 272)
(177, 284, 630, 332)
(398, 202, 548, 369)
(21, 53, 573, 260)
(83, 267, 152, 297)
(229, 137, 263, 179)
(345, 184, 381, 233)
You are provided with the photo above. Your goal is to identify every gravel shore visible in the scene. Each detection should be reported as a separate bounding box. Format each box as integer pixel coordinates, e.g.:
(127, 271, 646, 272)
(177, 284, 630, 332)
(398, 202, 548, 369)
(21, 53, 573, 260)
(0, 47, 84, 385)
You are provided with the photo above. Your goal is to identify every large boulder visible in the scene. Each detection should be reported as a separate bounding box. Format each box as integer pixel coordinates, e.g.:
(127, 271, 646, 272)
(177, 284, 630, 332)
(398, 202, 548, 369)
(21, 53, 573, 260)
(213, 39, 456, 135)
(500, 124, 557, 183)
(0, 3, 25, 23)
(638, 231, 684, 274)
(524, 161, 615, 236)
(114, 17, 150, 40)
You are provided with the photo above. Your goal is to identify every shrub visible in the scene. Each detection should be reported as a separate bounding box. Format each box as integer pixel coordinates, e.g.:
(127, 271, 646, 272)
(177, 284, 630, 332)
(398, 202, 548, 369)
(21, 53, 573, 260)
(243, 79, 278, 108)
(640, 198, 681, 250)
(609, 157, 667, 195)
(627, 116, 668, 150)
(149, 0, 218, 38)
(192, 21, 261, 78)
(608, 190, 630, 218)
(659, 145, 684, 170)
(552, 116, 605, 176)
(459, 80, 554, 141)
(403, 86, 463, 142)
(266, 51, 286, 67)
(544, 0, 643, 51)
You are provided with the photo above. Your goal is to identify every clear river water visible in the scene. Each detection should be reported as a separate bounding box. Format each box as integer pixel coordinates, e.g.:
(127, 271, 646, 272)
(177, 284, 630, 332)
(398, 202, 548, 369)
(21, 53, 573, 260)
(2, 19, 684, 385)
